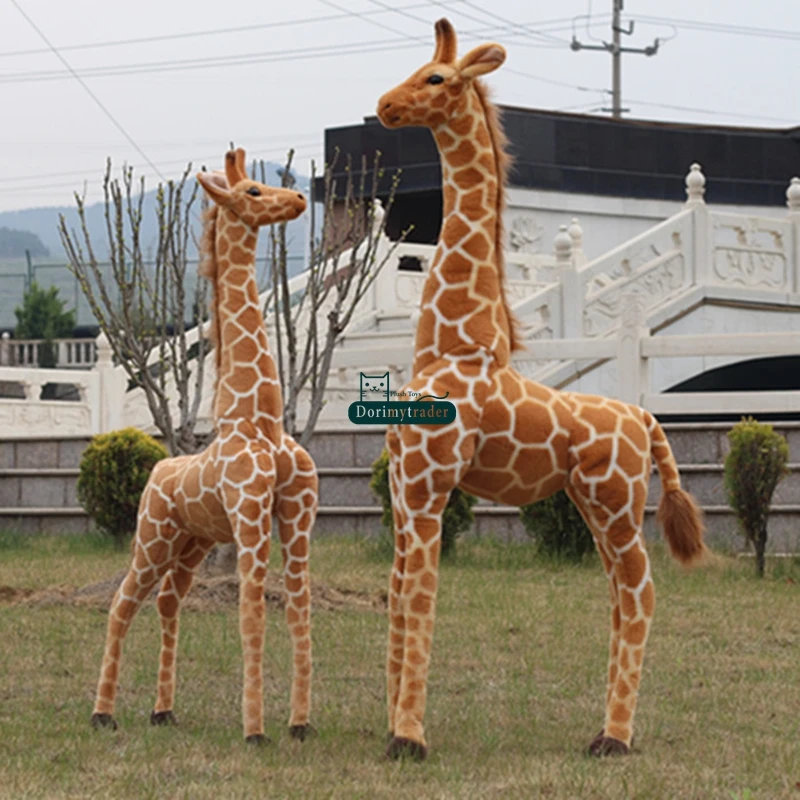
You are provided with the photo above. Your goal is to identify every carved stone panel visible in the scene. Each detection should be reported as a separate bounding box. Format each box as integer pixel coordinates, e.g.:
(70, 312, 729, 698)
(712, 216, 789, 289)
(508, 214, 544, 254)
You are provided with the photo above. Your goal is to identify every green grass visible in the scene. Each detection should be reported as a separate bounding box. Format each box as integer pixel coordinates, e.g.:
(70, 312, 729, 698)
(1, 535, 800, 798)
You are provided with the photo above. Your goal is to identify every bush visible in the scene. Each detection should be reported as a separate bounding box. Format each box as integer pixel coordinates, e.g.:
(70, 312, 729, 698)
(724, 416, 789, 577)
(519, 490, 595, 563)
(370, 448, 477, 558)
(78, 427, 169, 545)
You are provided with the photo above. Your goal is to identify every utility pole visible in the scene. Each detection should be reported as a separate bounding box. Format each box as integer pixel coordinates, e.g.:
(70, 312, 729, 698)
(571, 0, 660, 118)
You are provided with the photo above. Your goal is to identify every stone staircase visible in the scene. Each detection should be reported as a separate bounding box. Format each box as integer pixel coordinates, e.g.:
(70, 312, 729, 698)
(2, 424, 800, 552)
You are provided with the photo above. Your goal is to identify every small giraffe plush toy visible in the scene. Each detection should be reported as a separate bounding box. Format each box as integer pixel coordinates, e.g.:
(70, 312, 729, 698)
(376, 19, 707, 761)
(90, 148, 318, 745)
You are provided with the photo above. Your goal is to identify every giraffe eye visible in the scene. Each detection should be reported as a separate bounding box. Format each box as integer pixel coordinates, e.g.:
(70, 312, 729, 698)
(246, 187, 261, 197)
(427, 74, 444, 85)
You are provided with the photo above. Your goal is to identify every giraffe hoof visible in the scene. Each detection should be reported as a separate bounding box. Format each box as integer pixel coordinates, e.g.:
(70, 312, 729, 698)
(150, 710, 178, 726)
(588, 735, 630, 757)
(386, 736, 427, 762)
(245, 733, 272, 746)
(91, 713, 118, 731)
(289, 724, 316, 742)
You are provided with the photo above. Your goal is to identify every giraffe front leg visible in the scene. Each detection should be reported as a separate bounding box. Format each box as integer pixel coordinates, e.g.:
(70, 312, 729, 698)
(386, 453, 408, 739)
(386, 512, 443, 762)
(92, 531, 177, 730)
(236, 523, 272, 744)
(151, 537, 215, 726)
(275, 461, 317, 741)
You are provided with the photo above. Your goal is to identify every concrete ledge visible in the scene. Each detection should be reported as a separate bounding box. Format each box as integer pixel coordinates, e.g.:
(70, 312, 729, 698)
(0, 506, 88, 515)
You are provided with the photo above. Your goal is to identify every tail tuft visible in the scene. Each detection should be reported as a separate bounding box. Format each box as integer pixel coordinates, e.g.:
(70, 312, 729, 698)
(644, 408, 709, 568)
(656, 488, 708, 567)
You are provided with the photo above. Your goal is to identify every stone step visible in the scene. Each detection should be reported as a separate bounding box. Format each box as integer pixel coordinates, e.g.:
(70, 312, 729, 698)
(4, 444, 800, 514)
(661, 421, 800, 464)
(0, 468, 80, 509)
(337, 330, 410, 350)
(4, 497, 799, 554)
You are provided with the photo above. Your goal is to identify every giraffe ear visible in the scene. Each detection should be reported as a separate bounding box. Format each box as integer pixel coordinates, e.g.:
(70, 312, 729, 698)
(225, 147, 248, 187)
(457, 44, 506, 79)
(197, 171, 231, 204)
(432, 18, 457, 64)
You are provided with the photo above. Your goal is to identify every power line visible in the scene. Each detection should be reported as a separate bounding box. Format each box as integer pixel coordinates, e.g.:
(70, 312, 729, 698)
(624, 99, 798, 126)
(635, 14, 800, 42)
(0, 146, 324, 196)
(0, 137, 322, 185)
(0, 1, 463, 58)
(319, 1, 607, 96)
(456, 0, 571, 46)
(8, 0, 166, 182)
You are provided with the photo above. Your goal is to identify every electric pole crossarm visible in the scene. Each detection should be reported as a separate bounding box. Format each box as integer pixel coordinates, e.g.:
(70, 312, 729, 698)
(570, 0, 660, 118)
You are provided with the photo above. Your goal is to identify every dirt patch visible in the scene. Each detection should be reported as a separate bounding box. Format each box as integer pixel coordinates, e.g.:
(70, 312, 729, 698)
(0, 568, 387, 614)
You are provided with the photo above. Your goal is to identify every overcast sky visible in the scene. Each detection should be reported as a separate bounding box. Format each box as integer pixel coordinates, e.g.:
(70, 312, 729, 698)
(1, 0, 798, 213)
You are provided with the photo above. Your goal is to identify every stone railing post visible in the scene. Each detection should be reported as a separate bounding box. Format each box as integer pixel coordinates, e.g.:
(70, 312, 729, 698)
(568, 217, 587, 268)
(555, 224, 582, 338)
(95, 331, 124, 434)
(684, 162, 710, 287)
(370, 200, 395, 316)
(0, 332, 10, 366)
(616, 290, 649, 405)
(786, 177, 800, 294)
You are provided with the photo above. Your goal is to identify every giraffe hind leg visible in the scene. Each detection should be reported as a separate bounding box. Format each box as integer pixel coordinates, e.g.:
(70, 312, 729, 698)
(275, 443, 317, 741)
(151, 536, 216, 726)
(567, 483, 653, 756)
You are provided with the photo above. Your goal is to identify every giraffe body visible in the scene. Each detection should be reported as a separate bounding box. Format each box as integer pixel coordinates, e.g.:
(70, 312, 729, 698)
(377, 20, 707, 760)
(91, 149, 316, 742)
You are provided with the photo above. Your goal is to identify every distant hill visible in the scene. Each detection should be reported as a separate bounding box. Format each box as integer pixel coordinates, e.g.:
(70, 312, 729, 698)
(0, 162, 311, 331)
(0, 227, 49, 258)
(0, 162, 309, 262)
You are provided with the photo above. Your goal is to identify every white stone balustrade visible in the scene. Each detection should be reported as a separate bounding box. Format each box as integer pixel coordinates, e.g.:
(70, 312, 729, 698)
(5, 165, 800, 437)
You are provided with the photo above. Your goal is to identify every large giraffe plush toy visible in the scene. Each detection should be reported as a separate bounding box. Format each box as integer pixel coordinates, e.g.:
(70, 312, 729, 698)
(375, 19, 707, 761)
(90, 148, 317, 744)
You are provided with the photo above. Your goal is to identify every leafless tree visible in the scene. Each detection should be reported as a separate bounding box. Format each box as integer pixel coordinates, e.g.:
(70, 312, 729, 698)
(58, 150, 404, 458)
(265, 149, 405, 447)
(58, 161, 208, 455)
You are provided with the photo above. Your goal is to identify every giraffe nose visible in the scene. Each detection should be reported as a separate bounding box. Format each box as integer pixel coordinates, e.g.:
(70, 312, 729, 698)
(296, 193, 304, 201)
(382, 101, 393, 111)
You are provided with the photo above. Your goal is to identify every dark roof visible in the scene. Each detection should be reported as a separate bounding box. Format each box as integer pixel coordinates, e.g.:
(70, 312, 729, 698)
(317, 106, 800, 206)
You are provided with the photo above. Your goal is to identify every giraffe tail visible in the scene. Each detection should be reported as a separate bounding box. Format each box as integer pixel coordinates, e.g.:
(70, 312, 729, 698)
(644, 410, 709, 566)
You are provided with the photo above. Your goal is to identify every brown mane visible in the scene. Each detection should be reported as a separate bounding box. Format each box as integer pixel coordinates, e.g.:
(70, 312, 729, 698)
(473, 78, 523, 352)
(198, 204, 221, 402)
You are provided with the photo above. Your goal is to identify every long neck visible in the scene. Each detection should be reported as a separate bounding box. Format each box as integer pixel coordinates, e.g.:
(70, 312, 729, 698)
(413, 89, 512, 373)
(212, 209, 283, 440)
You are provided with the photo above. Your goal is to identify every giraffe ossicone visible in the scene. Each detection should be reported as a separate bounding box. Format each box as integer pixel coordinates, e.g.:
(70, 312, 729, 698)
(376, 18, 708, 761)
(90, 147, 318, 743)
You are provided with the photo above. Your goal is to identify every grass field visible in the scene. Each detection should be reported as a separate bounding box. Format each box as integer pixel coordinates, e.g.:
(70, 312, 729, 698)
(1, 532, 799, 799)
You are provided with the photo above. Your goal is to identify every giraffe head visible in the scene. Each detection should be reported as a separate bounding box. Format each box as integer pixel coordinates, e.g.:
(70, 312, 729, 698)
(196, 148, 306, 227)
(376, 18, 506, 130)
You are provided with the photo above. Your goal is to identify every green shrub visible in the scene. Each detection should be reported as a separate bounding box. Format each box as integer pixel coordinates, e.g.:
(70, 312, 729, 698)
(519, 490, 595, 563)
(724, 416, 789, 577)
(78, 427, 169, 545)
(369, 448, 477, 558)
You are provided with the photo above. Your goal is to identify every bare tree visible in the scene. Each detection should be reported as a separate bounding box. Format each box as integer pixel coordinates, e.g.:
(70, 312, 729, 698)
(58, 161, 208, 455)
(265, 149, 405, 447)
(58, 150, 404, 457)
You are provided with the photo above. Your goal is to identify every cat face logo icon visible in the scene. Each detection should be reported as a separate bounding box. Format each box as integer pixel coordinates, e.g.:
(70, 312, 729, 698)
(360, 372, 390, 402)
